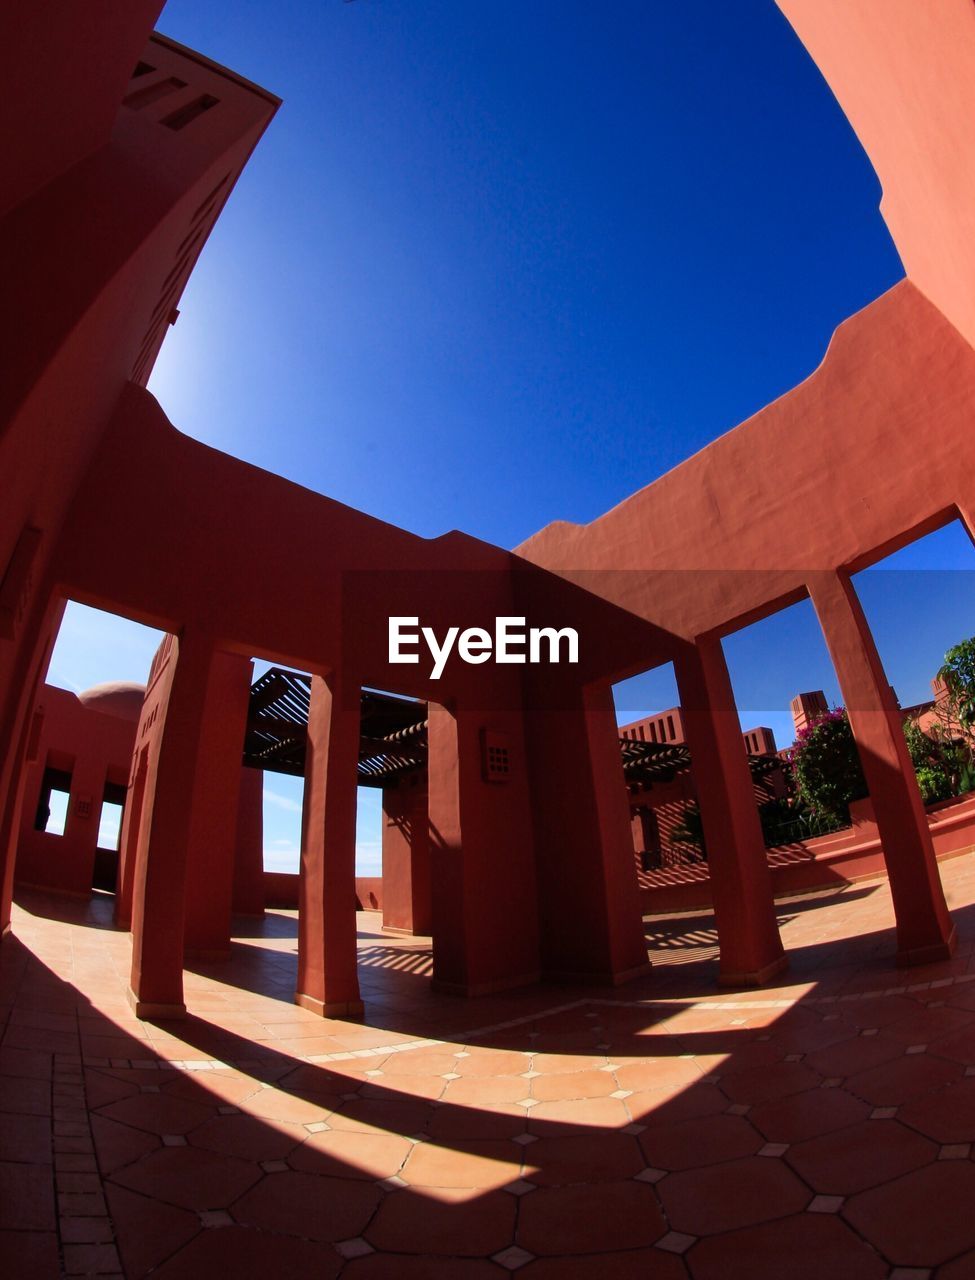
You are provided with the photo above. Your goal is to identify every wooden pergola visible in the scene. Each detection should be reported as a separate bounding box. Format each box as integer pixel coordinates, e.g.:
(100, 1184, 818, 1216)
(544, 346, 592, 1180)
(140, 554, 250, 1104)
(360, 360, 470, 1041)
(242, 668, 428, 787)
(243, 667, 780, 790)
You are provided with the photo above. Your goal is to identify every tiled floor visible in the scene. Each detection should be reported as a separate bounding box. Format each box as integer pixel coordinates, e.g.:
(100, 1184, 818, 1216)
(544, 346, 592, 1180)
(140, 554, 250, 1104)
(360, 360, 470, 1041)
(5, 858, 975, 1278)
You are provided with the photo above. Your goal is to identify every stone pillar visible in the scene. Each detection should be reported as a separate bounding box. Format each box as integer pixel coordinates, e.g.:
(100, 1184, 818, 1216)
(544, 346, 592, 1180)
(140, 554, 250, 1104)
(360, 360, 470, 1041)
(0, 594, 62, 941)
(232, 766, 265, 917)
(523, 682, 650, 985)
(129, 629, 226, 1018)
(808, 571, 955, 964)
(182, 652, 253, 956)
(674, 637, 786, 985)
(427, 699, 541, 995)
(381, 778, 431, 935)
(296, 671, 363, 1017)
(62, 751, 108, 895)
(115, 743, 149, 931)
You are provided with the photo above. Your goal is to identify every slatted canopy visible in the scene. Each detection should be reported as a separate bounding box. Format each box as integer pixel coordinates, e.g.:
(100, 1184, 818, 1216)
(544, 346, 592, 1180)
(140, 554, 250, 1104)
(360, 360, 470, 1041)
(242, 668, 428, 787)
(243, 667, 781, 791)
(619, 735, 781, 791)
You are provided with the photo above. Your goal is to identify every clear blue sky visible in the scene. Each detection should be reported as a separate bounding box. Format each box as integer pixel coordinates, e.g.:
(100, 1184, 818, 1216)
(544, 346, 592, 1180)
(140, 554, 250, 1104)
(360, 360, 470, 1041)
(47, 0, 975, 871)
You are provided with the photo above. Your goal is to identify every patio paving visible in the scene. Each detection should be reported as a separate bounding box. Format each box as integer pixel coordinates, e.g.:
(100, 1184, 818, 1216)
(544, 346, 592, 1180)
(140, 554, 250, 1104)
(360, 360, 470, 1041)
(4, 854, 975, 1277)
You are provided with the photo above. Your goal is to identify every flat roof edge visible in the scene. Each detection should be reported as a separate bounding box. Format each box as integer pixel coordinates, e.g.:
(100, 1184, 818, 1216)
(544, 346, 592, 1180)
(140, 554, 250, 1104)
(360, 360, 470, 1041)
(149, 31, 283, 108)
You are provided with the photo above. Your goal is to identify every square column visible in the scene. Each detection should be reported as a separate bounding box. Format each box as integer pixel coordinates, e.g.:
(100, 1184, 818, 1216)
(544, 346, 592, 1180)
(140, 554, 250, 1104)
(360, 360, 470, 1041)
(426, 699, 540, 996)
(675, 637, 787, 985)
(232, 766, 266, 917)
(511, 683, 649, 986)
(296, 672, 363, 1017)
(129, 629, 228, 1019)
(182, 652, 253, 956)
(381, 779, 431, 935)
(808, 571, 955, 964)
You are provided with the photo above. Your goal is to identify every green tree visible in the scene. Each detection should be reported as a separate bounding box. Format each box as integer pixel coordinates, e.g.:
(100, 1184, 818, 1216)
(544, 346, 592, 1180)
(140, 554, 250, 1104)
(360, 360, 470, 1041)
(789, 708, 867, 823)
(937, 637, 975, 733)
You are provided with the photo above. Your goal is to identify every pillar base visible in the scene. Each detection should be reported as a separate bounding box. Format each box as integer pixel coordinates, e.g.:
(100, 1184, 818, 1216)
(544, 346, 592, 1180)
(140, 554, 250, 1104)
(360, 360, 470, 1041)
(294, 991, 364, 1018)
(718, 952, 788, 988)
(896, 924, 957, 968)
(127, 987, 186, 1020)
(431, 969, 541, 998)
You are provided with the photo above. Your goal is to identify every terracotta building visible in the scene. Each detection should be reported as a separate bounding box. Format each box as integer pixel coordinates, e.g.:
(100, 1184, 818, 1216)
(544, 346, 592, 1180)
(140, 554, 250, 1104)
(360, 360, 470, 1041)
(4, 0, 975, 1030)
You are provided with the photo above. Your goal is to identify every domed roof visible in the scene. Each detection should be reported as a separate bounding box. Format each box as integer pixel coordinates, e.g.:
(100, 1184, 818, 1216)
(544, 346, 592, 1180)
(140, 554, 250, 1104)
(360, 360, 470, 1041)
(77, 681, 146, 722)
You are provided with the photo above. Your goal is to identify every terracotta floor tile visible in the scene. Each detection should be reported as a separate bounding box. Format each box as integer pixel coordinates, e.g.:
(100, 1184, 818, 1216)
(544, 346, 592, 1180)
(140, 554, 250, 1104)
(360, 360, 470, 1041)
(455, 1050, 531, 1078)
(0, 1160, 55, 1230)
(425, 1103, 526, 1143)
(380, 1051, 458, 1076)
(342, 1256, 502, 1280)
(531, 1053, 607, 1075)
(613, 1058, 704, 1095)
(105, 1182, 201, 1277)
(400, 1139, 522, 1191)
(898, 1076, 975, 1141)
(163, 1071, 263, 1108)
(366, 1185, 516, 1255)
(845, 1051, 963, 1106)
(190, 1112, 304, 1161)
(519, 1249, 686, 1280)
(0, 1111, 52, 1163)
(719, 1061, 821, 1106)
(291, 1127, 414, 1181)
(0, 1047, 51, 1082)
(517, 1180, 665, 1254)
(109, 1144, 260, 1211)
(151, 1224, 341, 1280)
(318, 1096, 431, 1137)
(688, 1212, 888, 1280)
(16, 868, 975, 1276)
(803, 1033, 906, 1078)
(0, 1229, 60, 1279)
(749, 1084, 869, 1143)
(639, 1111, 762, 1170)
(786, 1118, 936, 1193)
(234, 1169, 381, 1241)
(941, 1246, 975, 1278)
(441, 1076, 529, 1107)
(529, 1069, 619, 1102)
(526, 1097, 632, 1132)
(629, 1081, 729, 1127)
(360, 1073, 445, 1100)
(83, 1069, 138, 1110)
(658, 1154, 809, 1236)
(96, 1093, 213, 1136)
(925, 1022, 975, 1065)
(843, 1159, 975, 1264)
(0, 1072, 51, 1116)
(876, 1005, 975, 1045)
(238, 1088, 331, 1125)
(523, 1131, 644, 1185)
(90, 1113, 160, 1174)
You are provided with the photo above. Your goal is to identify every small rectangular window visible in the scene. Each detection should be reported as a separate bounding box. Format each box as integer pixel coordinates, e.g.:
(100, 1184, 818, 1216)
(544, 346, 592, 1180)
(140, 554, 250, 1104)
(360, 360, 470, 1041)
(667, 715, 676, 741)
(162, 94, 220, 131)
(123, 77, 188, 110)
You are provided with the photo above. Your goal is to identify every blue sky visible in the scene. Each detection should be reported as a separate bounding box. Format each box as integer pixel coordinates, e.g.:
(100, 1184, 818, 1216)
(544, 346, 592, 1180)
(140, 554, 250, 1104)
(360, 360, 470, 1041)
(46, 0, 975, 870)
